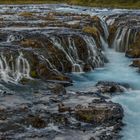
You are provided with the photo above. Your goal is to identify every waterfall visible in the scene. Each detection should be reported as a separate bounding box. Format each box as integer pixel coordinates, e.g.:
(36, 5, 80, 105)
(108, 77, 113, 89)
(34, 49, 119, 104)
(100, 35, 109, 51)
(68, 37, 83, 72)
(99, 16, 109, 40)
(112, 27, 137, 52)
(83, 35, 104, 67)
(50, 36, 83, 73)
(15, 52, 31, 82)
(125, 28, 131, 51)
(48, 35, 105, 72)
(112, 27, 128, 52)
(0, 52, 31, 83)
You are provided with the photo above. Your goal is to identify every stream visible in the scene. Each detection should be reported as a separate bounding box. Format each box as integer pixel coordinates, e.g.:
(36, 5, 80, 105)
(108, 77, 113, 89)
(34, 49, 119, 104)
(70, 48, 140, 140)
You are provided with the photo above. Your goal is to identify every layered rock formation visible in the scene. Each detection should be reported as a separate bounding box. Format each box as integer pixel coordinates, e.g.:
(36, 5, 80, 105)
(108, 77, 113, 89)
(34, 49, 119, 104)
(0, 11, 108, 84)
(106, 13, 140, 71)
(0, 4, 140, 140)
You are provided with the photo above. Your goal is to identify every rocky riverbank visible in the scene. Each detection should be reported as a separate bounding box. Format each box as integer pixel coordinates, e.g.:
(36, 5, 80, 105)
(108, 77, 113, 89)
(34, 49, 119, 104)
(0, 4, 140, 140)
(0, 81, 128, 140)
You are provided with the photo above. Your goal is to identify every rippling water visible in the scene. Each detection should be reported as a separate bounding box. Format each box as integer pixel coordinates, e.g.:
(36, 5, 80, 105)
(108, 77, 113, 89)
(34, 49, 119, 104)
(70, 48, 140, 140)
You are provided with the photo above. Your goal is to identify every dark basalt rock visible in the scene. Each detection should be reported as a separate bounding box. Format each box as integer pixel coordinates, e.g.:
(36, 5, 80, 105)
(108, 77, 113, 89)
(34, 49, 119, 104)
(75, 100, 123, 124)
(25, 115, 47, 128)
(0, 5, 134, 140)
(47, 83, 66, 95)
(96, 81, 130, 94)
(0, 80, 125, 140)
(126, 49, 140, 58)
(130, 59, 140, 67)
(58, 103, 72, 112)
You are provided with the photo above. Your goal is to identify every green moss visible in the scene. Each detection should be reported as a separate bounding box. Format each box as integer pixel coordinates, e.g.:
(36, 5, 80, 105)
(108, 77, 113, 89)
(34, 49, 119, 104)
(76, 111, 94, 123)
(82, 26, 99, 37)
(30, 70, 38, 78)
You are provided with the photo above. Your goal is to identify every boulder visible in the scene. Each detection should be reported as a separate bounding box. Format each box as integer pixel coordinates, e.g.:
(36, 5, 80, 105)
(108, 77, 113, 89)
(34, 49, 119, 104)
(96, 81, 130, 94)
(75, 100, 123, 124)
(130, 59, 140, 67)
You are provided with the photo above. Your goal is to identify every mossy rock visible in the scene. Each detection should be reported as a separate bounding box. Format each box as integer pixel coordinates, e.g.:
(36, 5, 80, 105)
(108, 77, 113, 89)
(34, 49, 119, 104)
(91, 16, 100, 22)
(108, 24, 117, 46)
(30, 70, 39, 78)
(18, 12, 34, 18)
(83, 64, 92, 72)
(126, 48, 140, 58)
(82, 26, 99, 38)
(25, 115, 46, 129)
(82, 26, 101, 48)
(75, 110, 95, 123)
(20, 39, 41, 48)
(130, 59, 140, 67)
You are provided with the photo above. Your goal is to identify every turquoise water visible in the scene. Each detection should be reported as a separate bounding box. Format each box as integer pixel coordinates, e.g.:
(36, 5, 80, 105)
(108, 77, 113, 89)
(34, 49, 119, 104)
(70, 49, 140, 140)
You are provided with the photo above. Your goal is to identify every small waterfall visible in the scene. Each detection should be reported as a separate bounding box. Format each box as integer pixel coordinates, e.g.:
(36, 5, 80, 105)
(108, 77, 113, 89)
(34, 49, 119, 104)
(0, 52, 31, 83)
(100, 35, 109, 51)
(99, 16, 109, 40)
(112, 27, 128, 52)
(83, 35, 104, 67)
(112, 27, 137, 52)
(133, 30, 138, 42)
(39, 54, 60, 74)
(72, 64, 82, 73)
(68, 37, 83, 72)
(125, 28, 131, 51)
(50, 36, 83, 73)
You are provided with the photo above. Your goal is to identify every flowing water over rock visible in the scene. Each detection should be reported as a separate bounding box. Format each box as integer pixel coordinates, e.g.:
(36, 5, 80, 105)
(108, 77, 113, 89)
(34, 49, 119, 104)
(0, 4, 140, 140)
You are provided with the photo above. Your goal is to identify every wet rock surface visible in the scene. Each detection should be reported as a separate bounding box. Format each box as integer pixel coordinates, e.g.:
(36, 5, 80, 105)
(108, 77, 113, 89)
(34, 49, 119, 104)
(0, 4, 139, 140)
(96, 81, 130, 94)
(0, 82, 124, 140)
(130, 59, 140, 68)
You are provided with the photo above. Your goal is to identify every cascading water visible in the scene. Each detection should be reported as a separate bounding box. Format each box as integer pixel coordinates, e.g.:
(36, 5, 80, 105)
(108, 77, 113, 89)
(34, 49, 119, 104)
(0, 52, 31, 83)
(50, 36, 83, 72)
(112, 27, 137, 52)
(70, 15, 140, 140)
(112, 27, 128, 52)
(49, 35, 105, 72)
(83, 35, 105, 67)
(99, 16, 109, 40)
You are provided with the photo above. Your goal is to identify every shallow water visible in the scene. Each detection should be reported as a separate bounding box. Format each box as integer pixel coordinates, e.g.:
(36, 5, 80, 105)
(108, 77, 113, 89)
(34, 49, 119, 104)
(70, 48, 140, 140)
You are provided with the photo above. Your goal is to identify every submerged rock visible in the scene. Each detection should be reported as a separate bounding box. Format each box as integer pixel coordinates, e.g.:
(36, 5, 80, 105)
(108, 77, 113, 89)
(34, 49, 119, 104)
(96, 81, 130, 94)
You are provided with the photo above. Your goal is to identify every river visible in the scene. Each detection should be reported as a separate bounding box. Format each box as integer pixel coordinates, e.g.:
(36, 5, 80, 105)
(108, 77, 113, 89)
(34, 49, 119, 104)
(70, 48, 140, 140)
